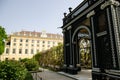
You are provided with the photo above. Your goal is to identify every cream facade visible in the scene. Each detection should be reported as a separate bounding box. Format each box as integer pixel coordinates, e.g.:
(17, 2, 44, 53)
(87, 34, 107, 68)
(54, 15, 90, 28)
(1, 31, 63, 61)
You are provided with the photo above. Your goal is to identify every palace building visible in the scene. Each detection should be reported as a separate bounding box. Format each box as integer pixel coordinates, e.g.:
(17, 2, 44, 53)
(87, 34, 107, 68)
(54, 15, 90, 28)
(1, 30, 63, 61)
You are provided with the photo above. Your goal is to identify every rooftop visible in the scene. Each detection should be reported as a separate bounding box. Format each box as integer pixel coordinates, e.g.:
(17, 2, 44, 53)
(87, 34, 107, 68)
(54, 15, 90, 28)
(10, 30, 63, 39)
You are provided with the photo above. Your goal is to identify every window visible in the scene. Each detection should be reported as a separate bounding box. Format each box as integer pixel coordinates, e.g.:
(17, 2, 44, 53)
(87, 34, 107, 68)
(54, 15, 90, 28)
(53, 42, 55, 46)
(25, 49, 28, 54)
(6, 42, 10, 45)
(13, 43, 16, 46)
(37, 40, 39, 43)
(53, 42, 55, 44)
(14, 38, 16, 42)
(94, 10, 107, 33)
(13, 48, 16, 54)
(48, 41, 50, 44)
(43, 41, 45, 44)
(6, 48, 9, 54)
(20, 39, 23, 42)
(26, 44, 28, 46)
(31, 49, 34, 54)
(31, 44, 34, 47)
(19, 58, 21, 61)
(37, 45, 39, 47)
(42, 45, 45, 47)
(26, 39, 28, 42)
(19, 49, 22, 54)
(32, 40, 34, 43)
(48, 45, 50, 48)
(20, 44, 22, 46)
(12, 58, 15, 60)
(5, 58, 8, 60)
(37, 49, 39, 52)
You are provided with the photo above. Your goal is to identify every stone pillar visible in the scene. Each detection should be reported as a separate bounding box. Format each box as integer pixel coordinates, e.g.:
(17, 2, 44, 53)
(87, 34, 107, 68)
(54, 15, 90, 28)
(73, 40, 81, 71)
(66, 26, 72, 67)
(62, 30, 67, 72)
(67, 26, 78, 74)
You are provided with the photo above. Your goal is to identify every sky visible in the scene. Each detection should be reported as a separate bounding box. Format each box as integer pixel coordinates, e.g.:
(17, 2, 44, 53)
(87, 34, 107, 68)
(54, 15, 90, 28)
(0, 0, 83, 34)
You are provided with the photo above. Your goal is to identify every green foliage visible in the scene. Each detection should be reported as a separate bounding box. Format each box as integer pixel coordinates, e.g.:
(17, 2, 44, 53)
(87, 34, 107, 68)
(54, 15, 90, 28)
(20, 58, 29, 63)
(33, 53, 41, 62)
(80, 49, 92, 68)
(80, 39, 92, 69)
(0, 60, 27, 80)
(21, 58, 39, 71)
(34, 43, 63, 71)
(24, 72, 34, 80)
(0, 26, 7, 55)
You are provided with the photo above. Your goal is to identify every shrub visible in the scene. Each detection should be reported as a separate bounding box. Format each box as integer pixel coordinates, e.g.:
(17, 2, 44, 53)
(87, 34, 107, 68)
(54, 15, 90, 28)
(0, 60, 27, 80)
(33, 53, 41, 62)
(35, 43, 63, 71)
(24, 72, 34, 80)
(20, 58, 29, 63)
(21, 59, 39, 71)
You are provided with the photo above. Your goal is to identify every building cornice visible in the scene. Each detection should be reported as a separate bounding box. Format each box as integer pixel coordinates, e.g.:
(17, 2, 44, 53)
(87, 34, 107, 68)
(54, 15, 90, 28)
(10, 35, 63, 41)
(62, 0, 104, 29)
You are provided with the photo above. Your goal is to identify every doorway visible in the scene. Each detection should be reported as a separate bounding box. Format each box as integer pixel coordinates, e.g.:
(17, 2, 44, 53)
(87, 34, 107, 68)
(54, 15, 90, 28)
(79, 38, 91, 69)
(77, 27, 92, 69)
(73, 27, 92, 79)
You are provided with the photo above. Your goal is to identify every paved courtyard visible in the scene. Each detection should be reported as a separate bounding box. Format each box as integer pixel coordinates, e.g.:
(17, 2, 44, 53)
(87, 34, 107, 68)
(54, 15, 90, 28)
(58, 69, 92, 80)
(32, 69, 75, 80)
(32, 68, 92, 80)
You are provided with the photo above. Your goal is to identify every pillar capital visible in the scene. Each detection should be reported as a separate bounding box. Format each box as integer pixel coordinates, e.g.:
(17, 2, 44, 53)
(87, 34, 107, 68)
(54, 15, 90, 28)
(87, 10, 95, 18)
(62, 30, 66, 33)
(101, 0, 120, 10)
(67, 26, 72, 30)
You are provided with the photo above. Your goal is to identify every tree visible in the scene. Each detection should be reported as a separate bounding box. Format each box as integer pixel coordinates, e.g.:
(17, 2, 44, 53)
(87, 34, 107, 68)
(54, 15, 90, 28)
(0, 26, 7, 55)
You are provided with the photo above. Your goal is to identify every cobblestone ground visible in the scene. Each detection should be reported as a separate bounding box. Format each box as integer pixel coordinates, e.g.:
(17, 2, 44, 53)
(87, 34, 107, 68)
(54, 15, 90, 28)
(32, 69, 75, 80)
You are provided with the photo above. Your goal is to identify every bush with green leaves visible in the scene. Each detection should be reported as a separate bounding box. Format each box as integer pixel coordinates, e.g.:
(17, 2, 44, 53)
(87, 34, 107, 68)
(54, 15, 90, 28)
(20, 58, 29, 63)
(34, 43, 63, 71)
(24, 72, 34, 80)
(0, 60, 27, 80)
(21, 58, 39, 71)
(33, 53, 41, 62)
